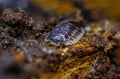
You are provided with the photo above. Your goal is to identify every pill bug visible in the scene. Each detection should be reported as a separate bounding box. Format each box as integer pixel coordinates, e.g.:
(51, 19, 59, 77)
(44, 22, 85, 46)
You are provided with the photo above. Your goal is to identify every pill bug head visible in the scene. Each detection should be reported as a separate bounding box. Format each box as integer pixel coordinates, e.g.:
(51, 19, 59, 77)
(50, 34, 65, 43)
(44, 33, 65, 45)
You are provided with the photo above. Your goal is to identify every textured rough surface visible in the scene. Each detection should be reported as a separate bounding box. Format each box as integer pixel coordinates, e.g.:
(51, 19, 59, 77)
(0, 7, 119, 79)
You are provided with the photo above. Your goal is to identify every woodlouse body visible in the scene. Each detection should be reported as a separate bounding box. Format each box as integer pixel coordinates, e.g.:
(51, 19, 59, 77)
(44, 22, 85, 46)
